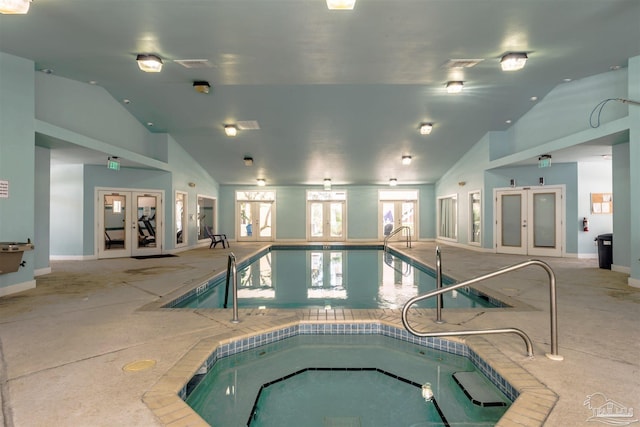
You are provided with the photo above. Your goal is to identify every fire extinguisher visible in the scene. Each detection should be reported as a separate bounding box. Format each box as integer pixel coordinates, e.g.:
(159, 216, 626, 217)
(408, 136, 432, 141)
(583, 217, 589, 232)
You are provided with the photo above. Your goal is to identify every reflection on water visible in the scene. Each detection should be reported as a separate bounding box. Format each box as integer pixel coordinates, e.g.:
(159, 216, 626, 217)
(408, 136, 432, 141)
(187, 249, 494, 310)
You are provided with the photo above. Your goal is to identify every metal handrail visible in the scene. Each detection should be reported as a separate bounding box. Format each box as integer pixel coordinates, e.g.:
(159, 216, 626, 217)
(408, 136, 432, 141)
(435, 246, 444, 324)
(224, 253, 240, 323)
(383, 226, 412, 251)
(401, 259, 563, 360)
(383, 252, 412, 277)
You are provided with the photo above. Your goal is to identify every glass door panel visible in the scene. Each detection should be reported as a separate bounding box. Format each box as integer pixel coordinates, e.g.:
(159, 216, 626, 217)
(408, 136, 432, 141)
(99, 192, 130, 259)
(258, 202, 273, 238)
(308, 201, 345, 241)
(329, 202, 344, 238)
(380, 201, 416, 241)
(310, 202, 323, 238)
(239, 202, 253, 238)
(98, 190, 163, 258)
(500, 194, 524, 249)
(238, 201, 274, 241)
(496, 188, 562, 256)
(175, 192, 187, 246)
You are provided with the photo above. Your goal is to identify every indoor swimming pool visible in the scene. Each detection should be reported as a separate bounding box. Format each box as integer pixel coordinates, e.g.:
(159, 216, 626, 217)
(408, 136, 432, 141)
(184, 324, 514, 426)
(168, 245, 504, 310)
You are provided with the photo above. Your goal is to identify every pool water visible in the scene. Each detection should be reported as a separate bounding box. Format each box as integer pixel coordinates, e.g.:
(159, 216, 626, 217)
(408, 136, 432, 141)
(186, 334, 512, 426)
(173, 247, 499, 309)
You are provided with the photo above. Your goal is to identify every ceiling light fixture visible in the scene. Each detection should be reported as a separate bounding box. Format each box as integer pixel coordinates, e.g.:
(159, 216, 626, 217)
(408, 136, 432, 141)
(0, 0, 31, 14)
(243, 156, 254, 166)
(136, 54, 163, 73)
(326, 0, 356, 10)
(257, 178, 266, 187)
(389, 178, 398, 187)
(193, 81, 210, 94)
(224, 125, 238, 137)
(446, 81, 464, 94)
(500, 52, 528, 71)
(324, 179, 332, 191)
(402, 155, 412, 165)
(419, 123, 433, 135)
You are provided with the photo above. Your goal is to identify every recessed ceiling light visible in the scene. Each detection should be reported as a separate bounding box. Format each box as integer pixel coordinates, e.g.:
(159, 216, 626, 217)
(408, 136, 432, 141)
(123, 99, 131, 104)
(419, 123, 433, 135)
(326, 0, 356, 10)
(243, 156, 254, 166)
(257, 178, 266, 187)
(40, 68, 53, 74)
(136, 54, 163, 73)
(609, 65, 621, 71)
(88, 80, 98, 85)
(505, 119, 512, 124)
(563, 78, 572, 83)
(193, 81, 210, 94)
(0, 0, 31, 14)
(389, 178, 398, 187)
(402, 155, 412, 165)
(500, 52, 528, 71)
(146, 122, 154, 127)
(446, 81, 464, 94)
(224, 125, 238, 137)
(530, 96, 538, 102)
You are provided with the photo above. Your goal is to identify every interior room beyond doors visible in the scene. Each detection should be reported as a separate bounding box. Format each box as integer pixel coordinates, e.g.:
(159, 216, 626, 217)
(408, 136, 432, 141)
(98, 190, 163, 258)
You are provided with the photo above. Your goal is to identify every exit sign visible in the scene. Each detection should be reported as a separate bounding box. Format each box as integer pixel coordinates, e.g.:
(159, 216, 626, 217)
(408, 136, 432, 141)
(107, 158, 120, 171)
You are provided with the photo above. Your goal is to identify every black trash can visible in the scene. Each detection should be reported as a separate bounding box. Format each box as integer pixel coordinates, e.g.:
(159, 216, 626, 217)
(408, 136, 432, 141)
(595, 233, 613, 269)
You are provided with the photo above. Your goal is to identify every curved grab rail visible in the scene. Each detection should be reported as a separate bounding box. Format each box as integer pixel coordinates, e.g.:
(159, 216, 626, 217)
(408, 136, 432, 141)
(224, 253, 240, 323)
(383, 226, 412, 251)
(401, 259, 563, 360)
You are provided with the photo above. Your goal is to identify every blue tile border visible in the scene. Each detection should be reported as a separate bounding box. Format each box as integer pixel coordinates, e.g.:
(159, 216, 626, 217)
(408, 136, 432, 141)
(180, 323, 519, 403)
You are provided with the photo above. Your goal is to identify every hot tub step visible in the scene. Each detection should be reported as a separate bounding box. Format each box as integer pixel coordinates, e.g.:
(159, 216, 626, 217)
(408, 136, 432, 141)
(453, 371, 508, 407)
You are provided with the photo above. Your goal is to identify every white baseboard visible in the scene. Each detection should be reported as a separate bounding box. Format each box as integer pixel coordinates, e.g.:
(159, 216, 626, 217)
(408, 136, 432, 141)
(612, 264, 631, 274)
(577, 253, 598, 259)
(34, 267, 52, 276)
(50, 255, 96, 261)
(628, 277, 640, 288)
(0, 279, 36, 297)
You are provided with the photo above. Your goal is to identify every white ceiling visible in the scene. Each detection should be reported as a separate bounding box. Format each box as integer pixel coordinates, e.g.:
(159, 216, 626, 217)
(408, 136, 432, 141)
(2, 0, 638, 185)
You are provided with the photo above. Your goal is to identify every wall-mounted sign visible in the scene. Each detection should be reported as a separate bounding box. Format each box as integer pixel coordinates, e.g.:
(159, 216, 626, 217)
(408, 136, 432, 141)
(0, 180, 8, 198)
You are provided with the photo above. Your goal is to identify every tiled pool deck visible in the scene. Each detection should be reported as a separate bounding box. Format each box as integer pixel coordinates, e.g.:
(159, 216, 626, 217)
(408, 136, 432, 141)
(1, 242, 638, 426)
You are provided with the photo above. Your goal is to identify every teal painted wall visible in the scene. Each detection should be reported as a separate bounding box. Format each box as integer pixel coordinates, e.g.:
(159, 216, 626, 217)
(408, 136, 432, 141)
(34, 146, 51, 271)
(50, 165, 84, 256)
(0, 53, 35, 291)
(612, 143, 630, 269)
(626, 56, 640, 284)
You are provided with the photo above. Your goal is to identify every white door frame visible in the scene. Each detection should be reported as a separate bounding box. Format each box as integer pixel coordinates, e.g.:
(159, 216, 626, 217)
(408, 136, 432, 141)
(495, 186, 564, 257)
(378, 199, 418, 241)
(307, 200, 346, 241)
(236, 200, 275, 242)
(96, 188, 164, 258)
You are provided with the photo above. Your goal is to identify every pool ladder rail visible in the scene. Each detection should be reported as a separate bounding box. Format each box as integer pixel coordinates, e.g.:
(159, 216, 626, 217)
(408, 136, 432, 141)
(401, 247, 564, 361)
(224, 252, 240, 323)
(383, 226, 412, 252)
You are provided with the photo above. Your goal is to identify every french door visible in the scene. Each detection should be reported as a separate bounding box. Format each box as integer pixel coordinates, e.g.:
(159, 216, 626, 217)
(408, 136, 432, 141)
(496, 187, 563, 256)
(237, 201, 274, 241)
(97, 190, 163, 258)
(308, 201, 345, 241)
(380, 201, 416, 241)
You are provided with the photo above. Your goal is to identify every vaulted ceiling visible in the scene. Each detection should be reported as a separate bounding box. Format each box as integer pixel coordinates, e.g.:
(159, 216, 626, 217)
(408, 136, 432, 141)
(2, 0, 638, 185)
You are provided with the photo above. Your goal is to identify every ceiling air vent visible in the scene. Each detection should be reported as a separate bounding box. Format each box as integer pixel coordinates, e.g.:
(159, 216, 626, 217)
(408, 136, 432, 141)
(237, 120, 261, 130)
(173, 59, 215, 69)
(443, 59, 484, 69)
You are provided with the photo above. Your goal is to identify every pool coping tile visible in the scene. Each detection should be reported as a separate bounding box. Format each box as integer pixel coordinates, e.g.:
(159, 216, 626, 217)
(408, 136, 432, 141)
(143, 315, 556, 427)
